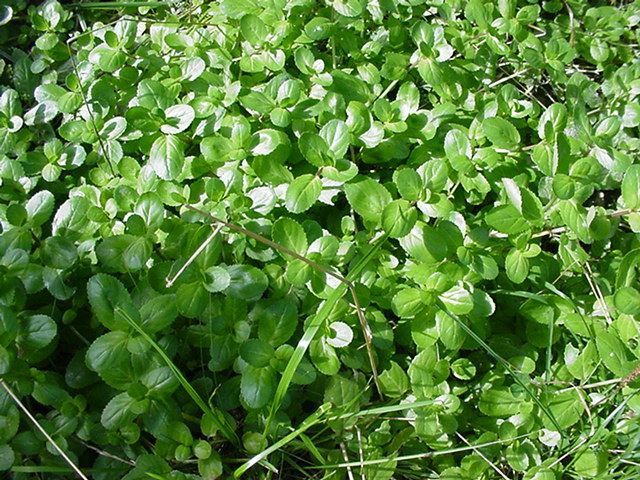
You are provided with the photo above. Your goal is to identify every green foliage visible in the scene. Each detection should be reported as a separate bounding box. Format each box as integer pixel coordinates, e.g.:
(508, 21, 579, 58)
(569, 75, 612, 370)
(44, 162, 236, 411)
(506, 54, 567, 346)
(1, 0, 640, 479)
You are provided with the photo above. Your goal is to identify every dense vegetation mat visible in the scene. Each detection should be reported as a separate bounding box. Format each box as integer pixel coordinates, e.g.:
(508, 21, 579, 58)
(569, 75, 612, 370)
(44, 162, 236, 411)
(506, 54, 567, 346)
(1, 0, 640, 478)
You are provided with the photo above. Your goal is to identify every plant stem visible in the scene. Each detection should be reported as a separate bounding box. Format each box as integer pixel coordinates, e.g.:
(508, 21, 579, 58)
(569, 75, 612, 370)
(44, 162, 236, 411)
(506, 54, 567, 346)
(0, 380, 90, 480)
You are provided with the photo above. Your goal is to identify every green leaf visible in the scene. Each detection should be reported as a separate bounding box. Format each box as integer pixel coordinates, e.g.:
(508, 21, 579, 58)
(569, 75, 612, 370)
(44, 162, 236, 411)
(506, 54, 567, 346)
(333, 0, 363, 17)
(564, 342, 597, 381)
(285, 174, 321, 213)
(552, 174, 575, 200)
(258, 299, 298, 346)
(272, 218, 307, 257)
(485, 205, 529, 235)
(89, 45, 126, 72)
(399, 224, 448, 264)
(250, 129, 288, 156)
(240, 14, 268, 45)
(51, 196, 91, 241)
(621, 165, 640, 210)
(505, 249, 529, 284)
(382, 200, 418, 238)
(319, 119, 350, 159)
(0, 444, 14, 471)
(101, 392, 137, 430)
(538, 103, 567, 142)
(241, 366, 276, 409)
(85, 331, 133, 387)
(344, 178, 392, 224)
(0, 346, 10, 375)
(177, 282, 209, 318)
(393, 168, 422, 201)
(149, 134, 184, 180)
(614, 286, 640, 315)
(299, 133, 331, 167)
(482, 117, 521, 149)
(379, 361, 409, 398)
(203, 266, 231, 293)
(135, 193, 164, 231)
(543, 389, 584, 429)
(479, 388, 522, 416)
(240, 339, 275, 368)
(310, 338, 340, 375)
(17, 315, 56, 350)
(444, 129, 472, 162)
(25, 190, 54, 226)
(139, 294, 178, 333)
(161, 104, 195, 134)
(87, 274, 139, 331)
(225, 265, 269, 301)
(595, 329, 633, 377)
(221, 0, 260, 19)
(97, 235, 152, 272)
(573, 450, 607, 478)
(439, 285, 473, 315)
(391, 288, 427, 318)
(40, 236, 77, 269)
(330, 72, 370, 104)
(137, 79, 172, 110)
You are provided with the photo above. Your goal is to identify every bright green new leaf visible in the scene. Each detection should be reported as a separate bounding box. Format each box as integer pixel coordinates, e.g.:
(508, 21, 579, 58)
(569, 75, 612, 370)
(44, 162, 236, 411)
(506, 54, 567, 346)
(482, 117, 521, 149)
(344, 177, 392, 223)
(614, 286, 640, 315)
(240, 14, 268, 45)
(319, 119, 350, 159)
(505, 249, 529, 284)
(285, 174, 321, 213)
(272, 218, 308, 257)
(149, 134, 184, 180)
(439, 285, 473, 315)
(379, 361, 409, 398)
(621, 165, 640, 210)
(382, 200, 418, 238)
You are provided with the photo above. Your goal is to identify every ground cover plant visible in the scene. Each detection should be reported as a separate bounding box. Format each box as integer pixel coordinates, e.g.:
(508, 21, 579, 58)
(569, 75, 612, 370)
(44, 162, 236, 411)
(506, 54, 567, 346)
(1, 0, 640, 478)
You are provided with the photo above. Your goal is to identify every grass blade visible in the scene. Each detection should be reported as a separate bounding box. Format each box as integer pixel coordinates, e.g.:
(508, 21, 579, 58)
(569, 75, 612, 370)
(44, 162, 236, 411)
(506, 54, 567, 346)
(69, 1, 174, 8)
(317, 432, 536, 468)
(264, 234, 388, 434)
(116, 307, 240, 446)
(234, 403, 331, 477)
(436, 301, 565, 443)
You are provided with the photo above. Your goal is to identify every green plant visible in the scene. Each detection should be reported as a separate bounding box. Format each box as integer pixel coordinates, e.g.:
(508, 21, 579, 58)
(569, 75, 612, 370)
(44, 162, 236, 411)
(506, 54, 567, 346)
(1, 0, 640, 479)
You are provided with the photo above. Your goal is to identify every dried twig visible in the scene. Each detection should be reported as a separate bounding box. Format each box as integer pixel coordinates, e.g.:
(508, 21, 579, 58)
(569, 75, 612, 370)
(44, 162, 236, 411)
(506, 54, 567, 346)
(340, 443, 356, 480)
(489, 69, 529, 88)
(489, 208, 638, 239)
(563, 0, 576, 46)
(456, 432, 509, 480)
(621, 364, 640, 387)
(0, 380, 90, 480)
(165, 223, 223, 287)
(77, 439, 135, 466)
(183, 205, 381, 395)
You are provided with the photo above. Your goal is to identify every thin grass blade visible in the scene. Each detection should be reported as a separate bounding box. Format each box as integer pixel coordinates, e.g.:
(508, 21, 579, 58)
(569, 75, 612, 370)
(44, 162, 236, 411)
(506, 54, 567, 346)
(116, 307, 240, 446)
